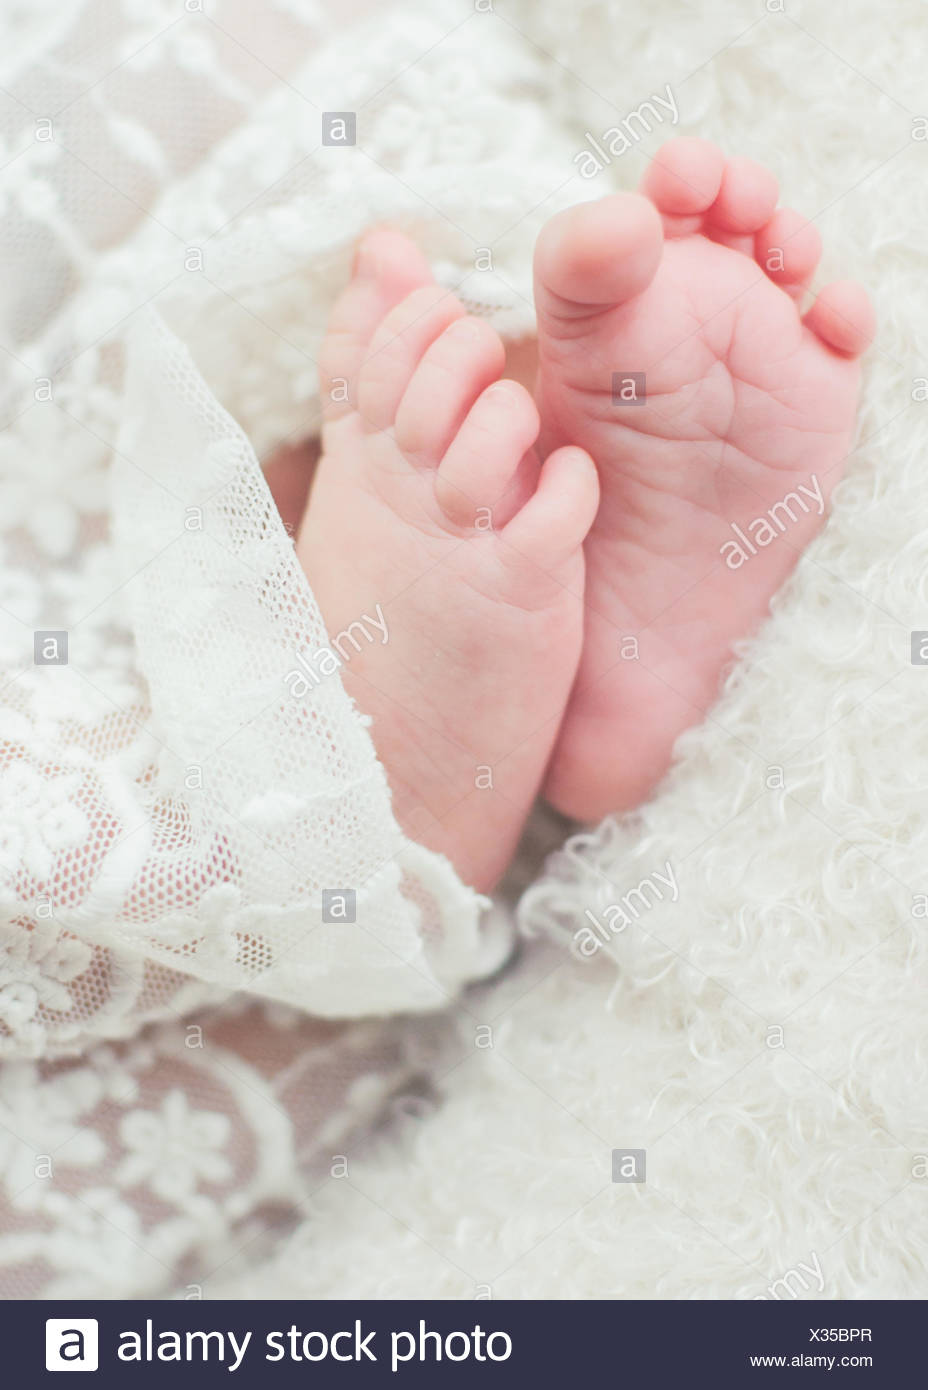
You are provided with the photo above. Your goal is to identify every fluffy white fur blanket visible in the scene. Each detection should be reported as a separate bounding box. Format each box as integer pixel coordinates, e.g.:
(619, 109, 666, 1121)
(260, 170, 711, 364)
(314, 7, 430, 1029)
(213, 0, 928, 1299)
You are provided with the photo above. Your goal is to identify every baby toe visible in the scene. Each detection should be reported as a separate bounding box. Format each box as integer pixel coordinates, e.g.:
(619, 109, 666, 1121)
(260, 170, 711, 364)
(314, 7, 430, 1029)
(319, 230, 434, 423)
(435, 379, 540, 529)
(641, 138, 726, 224)
(804, 281, 875, 356)
(394, 316, 505, 466)
(356, 284, 465, 432)
(501, 445, 599, 574)
(755, 207, 822, 297)
(708, 156, 779, 237)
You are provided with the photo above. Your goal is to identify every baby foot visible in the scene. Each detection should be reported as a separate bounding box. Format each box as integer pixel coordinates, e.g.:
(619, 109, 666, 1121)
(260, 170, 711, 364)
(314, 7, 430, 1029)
(534, 138, 874, 821)
(297, 230, 598, 891)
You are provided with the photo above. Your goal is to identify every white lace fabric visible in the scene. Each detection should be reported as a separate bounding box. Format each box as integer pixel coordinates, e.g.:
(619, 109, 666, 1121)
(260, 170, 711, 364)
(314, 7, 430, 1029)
(0, 0, 545, 1054)
(0, 0, 582, 1297)
(0, 998, 425, 1298)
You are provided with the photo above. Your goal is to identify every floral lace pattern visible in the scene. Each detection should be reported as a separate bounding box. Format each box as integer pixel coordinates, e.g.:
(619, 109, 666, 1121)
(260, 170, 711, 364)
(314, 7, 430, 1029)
(0, 0, 585, 1296)
(0, 999, 419, 1297)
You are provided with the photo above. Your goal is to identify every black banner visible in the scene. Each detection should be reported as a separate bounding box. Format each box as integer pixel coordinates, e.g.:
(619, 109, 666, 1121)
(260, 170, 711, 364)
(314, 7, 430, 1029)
(13, 1298, 914, 1385)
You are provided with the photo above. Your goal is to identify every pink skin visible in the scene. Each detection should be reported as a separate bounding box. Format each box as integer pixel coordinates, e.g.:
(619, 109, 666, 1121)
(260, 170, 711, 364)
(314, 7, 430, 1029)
(297, 230, 598, 892)
(534, 138, 875, 822)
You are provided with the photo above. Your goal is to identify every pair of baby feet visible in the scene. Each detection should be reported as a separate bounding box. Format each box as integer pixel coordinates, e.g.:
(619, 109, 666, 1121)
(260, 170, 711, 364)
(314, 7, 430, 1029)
(297, 139, 873, 893)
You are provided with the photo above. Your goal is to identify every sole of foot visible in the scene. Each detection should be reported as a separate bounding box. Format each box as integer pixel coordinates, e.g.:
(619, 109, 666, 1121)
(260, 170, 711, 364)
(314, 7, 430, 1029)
(533, 137, 874, 822)
(297, 229, 599, 890)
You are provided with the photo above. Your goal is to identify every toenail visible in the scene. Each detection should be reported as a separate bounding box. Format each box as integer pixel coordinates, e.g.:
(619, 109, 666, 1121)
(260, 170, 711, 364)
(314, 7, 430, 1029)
(446, 317, 484, 341)
(486, 380, 518, 406)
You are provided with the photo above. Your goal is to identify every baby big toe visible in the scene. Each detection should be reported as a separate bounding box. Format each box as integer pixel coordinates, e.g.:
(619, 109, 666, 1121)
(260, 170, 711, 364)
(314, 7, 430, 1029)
(533, 192, 663, 325)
